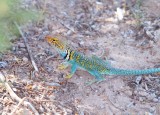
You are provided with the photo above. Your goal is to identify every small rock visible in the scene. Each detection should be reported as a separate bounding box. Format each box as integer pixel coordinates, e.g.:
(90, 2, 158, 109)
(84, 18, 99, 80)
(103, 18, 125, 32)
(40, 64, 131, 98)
(12, 88, 17, 92)
(100, 24, 119, 33)
(153, 98, 159, 102)
(155, 29, 160, 41)
(45, 49, 54, 56)
(135, 76, 142, 85)
(18, 43, 26, 48)
(39, 105, 45, 113)
(0, 103, 3, 110)
(124, 90, 132, 96)
(46, 66, 52, 72)
(115, 7, 125, 20)
(0, 61, 8, 68)
(15, 108, 32, 115)
(156, 104, 160, 114)
(17, 51, 23, 54)
(149, 106, 156, 113)
(32, 84, 38, 90)
(138, 90, 148, 97)
(147, 93, 156, 100)
(66, 30, 73, 36)
(150, 93, 157, 98)
(12, 46, 18, 52)
(95, 1, 103, 13)
(99, 104, 105, 109)
(139, 97, 144, 102)
(79, 41, 85, 47)
(22, 57, 28, 63)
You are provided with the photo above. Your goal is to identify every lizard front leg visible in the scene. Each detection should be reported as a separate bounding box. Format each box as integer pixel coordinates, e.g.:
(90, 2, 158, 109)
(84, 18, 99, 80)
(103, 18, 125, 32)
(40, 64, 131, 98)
(66, 63, 77, 79)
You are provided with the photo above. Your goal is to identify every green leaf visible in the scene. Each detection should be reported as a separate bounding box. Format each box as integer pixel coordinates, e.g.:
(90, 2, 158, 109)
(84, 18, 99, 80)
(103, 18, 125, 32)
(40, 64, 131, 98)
(0, 0, 42, 53)
(0, 34, 11, 52)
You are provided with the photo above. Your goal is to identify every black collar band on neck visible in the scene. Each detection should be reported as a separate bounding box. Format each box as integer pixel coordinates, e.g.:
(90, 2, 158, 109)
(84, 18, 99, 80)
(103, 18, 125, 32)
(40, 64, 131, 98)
(63, 51, 68, 60)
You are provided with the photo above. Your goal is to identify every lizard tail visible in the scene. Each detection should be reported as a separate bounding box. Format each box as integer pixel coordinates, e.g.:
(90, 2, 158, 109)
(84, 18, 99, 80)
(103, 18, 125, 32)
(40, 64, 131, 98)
(109, 67, 160, 75)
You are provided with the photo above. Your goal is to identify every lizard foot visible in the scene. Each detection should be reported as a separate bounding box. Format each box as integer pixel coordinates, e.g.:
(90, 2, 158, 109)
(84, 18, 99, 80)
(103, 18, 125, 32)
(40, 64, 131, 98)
(85, 79, 97, 86)
(58, 64, 68, 70)
(65, 74, 73, 79)
(96, 78, 106, 84)
(85, 78, 106, 85)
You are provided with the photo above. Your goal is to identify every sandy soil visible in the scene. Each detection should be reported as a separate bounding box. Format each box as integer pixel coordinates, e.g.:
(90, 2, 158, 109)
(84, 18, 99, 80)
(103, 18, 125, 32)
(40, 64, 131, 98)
(0, 0, 160, 114)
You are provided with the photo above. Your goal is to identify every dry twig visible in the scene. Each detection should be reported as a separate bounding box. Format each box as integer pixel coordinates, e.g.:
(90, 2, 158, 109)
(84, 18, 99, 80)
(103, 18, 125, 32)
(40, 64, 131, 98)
(10, 97, 27, 115)
(14, 22, 39, 72)
(55, 16, 75, 33)
(107, 95, 125, 111)
(0, 72, 39, 115)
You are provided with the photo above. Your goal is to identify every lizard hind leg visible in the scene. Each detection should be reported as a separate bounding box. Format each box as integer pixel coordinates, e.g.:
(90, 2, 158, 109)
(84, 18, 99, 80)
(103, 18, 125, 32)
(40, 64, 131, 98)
(93, 71, 106, 82)
(86, 71, 106, 85)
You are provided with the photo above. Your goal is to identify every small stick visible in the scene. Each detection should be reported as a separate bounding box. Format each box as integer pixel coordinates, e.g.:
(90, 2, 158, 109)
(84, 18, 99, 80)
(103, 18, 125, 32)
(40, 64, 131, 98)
(55, 16, 75, 33)
(0, 72, 39, 115)
(10, 97, 27, 115)
(107, 96, 125, 111)
(59, 20, 75, 33)
(14, 22, 39, 72)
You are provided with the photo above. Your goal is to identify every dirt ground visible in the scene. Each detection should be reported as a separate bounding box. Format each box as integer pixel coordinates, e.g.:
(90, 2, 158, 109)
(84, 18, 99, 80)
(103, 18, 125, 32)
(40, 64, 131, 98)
(0, 0, 160, 114)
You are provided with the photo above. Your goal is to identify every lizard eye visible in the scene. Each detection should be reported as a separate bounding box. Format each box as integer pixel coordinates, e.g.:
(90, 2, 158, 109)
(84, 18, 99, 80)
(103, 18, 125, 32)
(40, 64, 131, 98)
(51, 39, 56, 42)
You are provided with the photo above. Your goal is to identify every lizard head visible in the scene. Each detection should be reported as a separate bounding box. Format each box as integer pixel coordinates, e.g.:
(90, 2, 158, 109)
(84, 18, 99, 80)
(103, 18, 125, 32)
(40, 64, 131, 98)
(45, 36, 65, 50)
(45, 36, 69, 58)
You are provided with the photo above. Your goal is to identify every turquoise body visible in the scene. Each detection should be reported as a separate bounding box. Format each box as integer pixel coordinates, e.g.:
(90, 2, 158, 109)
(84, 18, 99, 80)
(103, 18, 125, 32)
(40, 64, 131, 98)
(60, 49, 160, 81)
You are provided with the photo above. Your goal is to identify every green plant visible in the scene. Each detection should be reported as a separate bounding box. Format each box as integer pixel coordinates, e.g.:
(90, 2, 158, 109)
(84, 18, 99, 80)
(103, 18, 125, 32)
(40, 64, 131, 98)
(132, 0, 143, 27)
(0, 0, 40, 52)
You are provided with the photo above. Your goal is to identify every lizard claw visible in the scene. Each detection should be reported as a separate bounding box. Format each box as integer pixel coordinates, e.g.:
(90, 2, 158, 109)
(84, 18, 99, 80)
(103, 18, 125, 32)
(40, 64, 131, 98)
(85, 79, 97, 85)
(58, 64, 68, 70)
(96, 78, 106, 84)
(65, 74, 73, 79)
(85, 78, 106, 85)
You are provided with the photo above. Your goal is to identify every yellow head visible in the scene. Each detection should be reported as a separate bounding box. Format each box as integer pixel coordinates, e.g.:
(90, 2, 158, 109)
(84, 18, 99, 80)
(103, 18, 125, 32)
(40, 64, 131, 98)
(45, 36, 65, 50)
